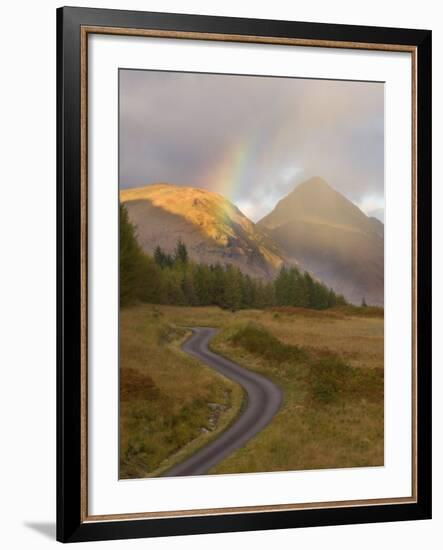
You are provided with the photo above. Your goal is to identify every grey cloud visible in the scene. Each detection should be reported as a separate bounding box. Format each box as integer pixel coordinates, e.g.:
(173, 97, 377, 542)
(119, 69, 384, 221)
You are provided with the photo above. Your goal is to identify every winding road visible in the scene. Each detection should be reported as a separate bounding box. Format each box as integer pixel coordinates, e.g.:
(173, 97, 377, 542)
(162, 327, 283, 477)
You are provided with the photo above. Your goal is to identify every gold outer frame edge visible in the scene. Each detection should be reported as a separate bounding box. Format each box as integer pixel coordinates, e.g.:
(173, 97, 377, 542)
(79, 26, 418, 523)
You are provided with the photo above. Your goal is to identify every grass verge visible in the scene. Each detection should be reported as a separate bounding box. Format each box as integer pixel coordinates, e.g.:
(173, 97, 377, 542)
(207, 321, 383, 474)
(120, 304, 384, 477)
(119, 304, 243, 478)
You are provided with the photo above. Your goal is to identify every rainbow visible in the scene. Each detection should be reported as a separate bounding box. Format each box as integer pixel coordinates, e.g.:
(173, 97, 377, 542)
(204, 117, 285, 201)
(203, 113, 298, 208)
(205, 137, 255, 201)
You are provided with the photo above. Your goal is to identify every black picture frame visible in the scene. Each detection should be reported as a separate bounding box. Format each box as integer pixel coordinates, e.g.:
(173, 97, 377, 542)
(57, 6, 432, 543)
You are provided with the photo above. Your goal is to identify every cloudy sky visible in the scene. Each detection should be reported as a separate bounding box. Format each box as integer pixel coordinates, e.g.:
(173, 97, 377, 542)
(119, 69, 384, 222)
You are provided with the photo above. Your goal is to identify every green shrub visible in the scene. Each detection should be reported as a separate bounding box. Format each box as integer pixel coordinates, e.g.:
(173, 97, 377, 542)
(309, 355, 383, 404)
(230, 323, 305, 363)
(156, 323, 186, 345)
(309, 356, 352, 403)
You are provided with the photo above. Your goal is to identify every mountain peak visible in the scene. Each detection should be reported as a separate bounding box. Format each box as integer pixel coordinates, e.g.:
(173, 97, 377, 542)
(259, 177, 371, 233)
(257, 177, 384, 305)
(294, 176, 331, 191)
(287, 177, 340, 202)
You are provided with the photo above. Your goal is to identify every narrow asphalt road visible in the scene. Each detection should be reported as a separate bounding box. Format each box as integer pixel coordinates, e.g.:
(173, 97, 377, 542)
(162, 327, 283, 477)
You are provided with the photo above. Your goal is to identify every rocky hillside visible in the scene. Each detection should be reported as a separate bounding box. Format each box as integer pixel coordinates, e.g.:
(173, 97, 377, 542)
(120, 184, 289, 279)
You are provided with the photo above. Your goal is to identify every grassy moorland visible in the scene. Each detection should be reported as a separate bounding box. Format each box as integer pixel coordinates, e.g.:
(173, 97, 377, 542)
(119, 305, 243, 478)
(209, 308, 384, 474)
(120, 303, 384, 477)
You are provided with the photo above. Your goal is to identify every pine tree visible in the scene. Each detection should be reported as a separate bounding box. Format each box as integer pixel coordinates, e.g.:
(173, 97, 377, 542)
(120, 204, 143, 306)
(303, 272, 317, 308)
(120, 205, 162, 306)
(154, 245, 174, 268)
(174, 239, 189, 264)
(293, 269, 309, 307)
(182, 267, 197, 305)
(241, 275, 255, 308)
(137, 254, 163, 303)
(285, 268, 297, 305)
(120, 208, 347, 311)
(327, 288, 337, 308)
(154, 245, 164, 266)
(316, 283, 331, 310)
(223, 265, 242, 311)
(163, 268, 185, 305)
(193, 264, 210, 305)
(211, 264, 226, 307)
(275, 266, 290, 306)
(258, 282, 275, 308)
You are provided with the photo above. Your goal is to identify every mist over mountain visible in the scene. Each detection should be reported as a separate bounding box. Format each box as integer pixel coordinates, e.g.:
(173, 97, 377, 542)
(258, 177, 384, 305)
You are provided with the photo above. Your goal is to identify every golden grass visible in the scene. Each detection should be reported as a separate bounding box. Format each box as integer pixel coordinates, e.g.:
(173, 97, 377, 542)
(120, 304, 384, 477)
(155, 304, 384, 370)
(119, 304, 243, 478)
(208, 400, 383, 473)
(260, 309, 384, 370)
(205, 311, 383, 474)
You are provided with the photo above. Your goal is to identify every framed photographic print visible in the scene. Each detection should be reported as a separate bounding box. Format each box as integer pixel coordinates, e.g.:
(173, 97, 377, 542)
(57, 6, 432, 543)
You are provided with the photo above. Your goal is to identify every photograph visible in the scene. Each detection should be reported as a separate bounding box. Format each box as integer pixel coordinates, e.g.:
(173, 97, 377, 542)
(53, 5, 432, 543)
(118, 69, 385, 479)
(0, 0, 435, 544)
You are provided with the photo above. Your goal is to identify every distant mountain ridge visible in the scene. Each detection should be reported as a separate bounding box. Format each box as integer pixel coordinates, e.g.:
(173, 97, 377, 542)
(258, 177, 384, 305)
(121, 178, 384, 305)
(120, 184, 288, 279)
